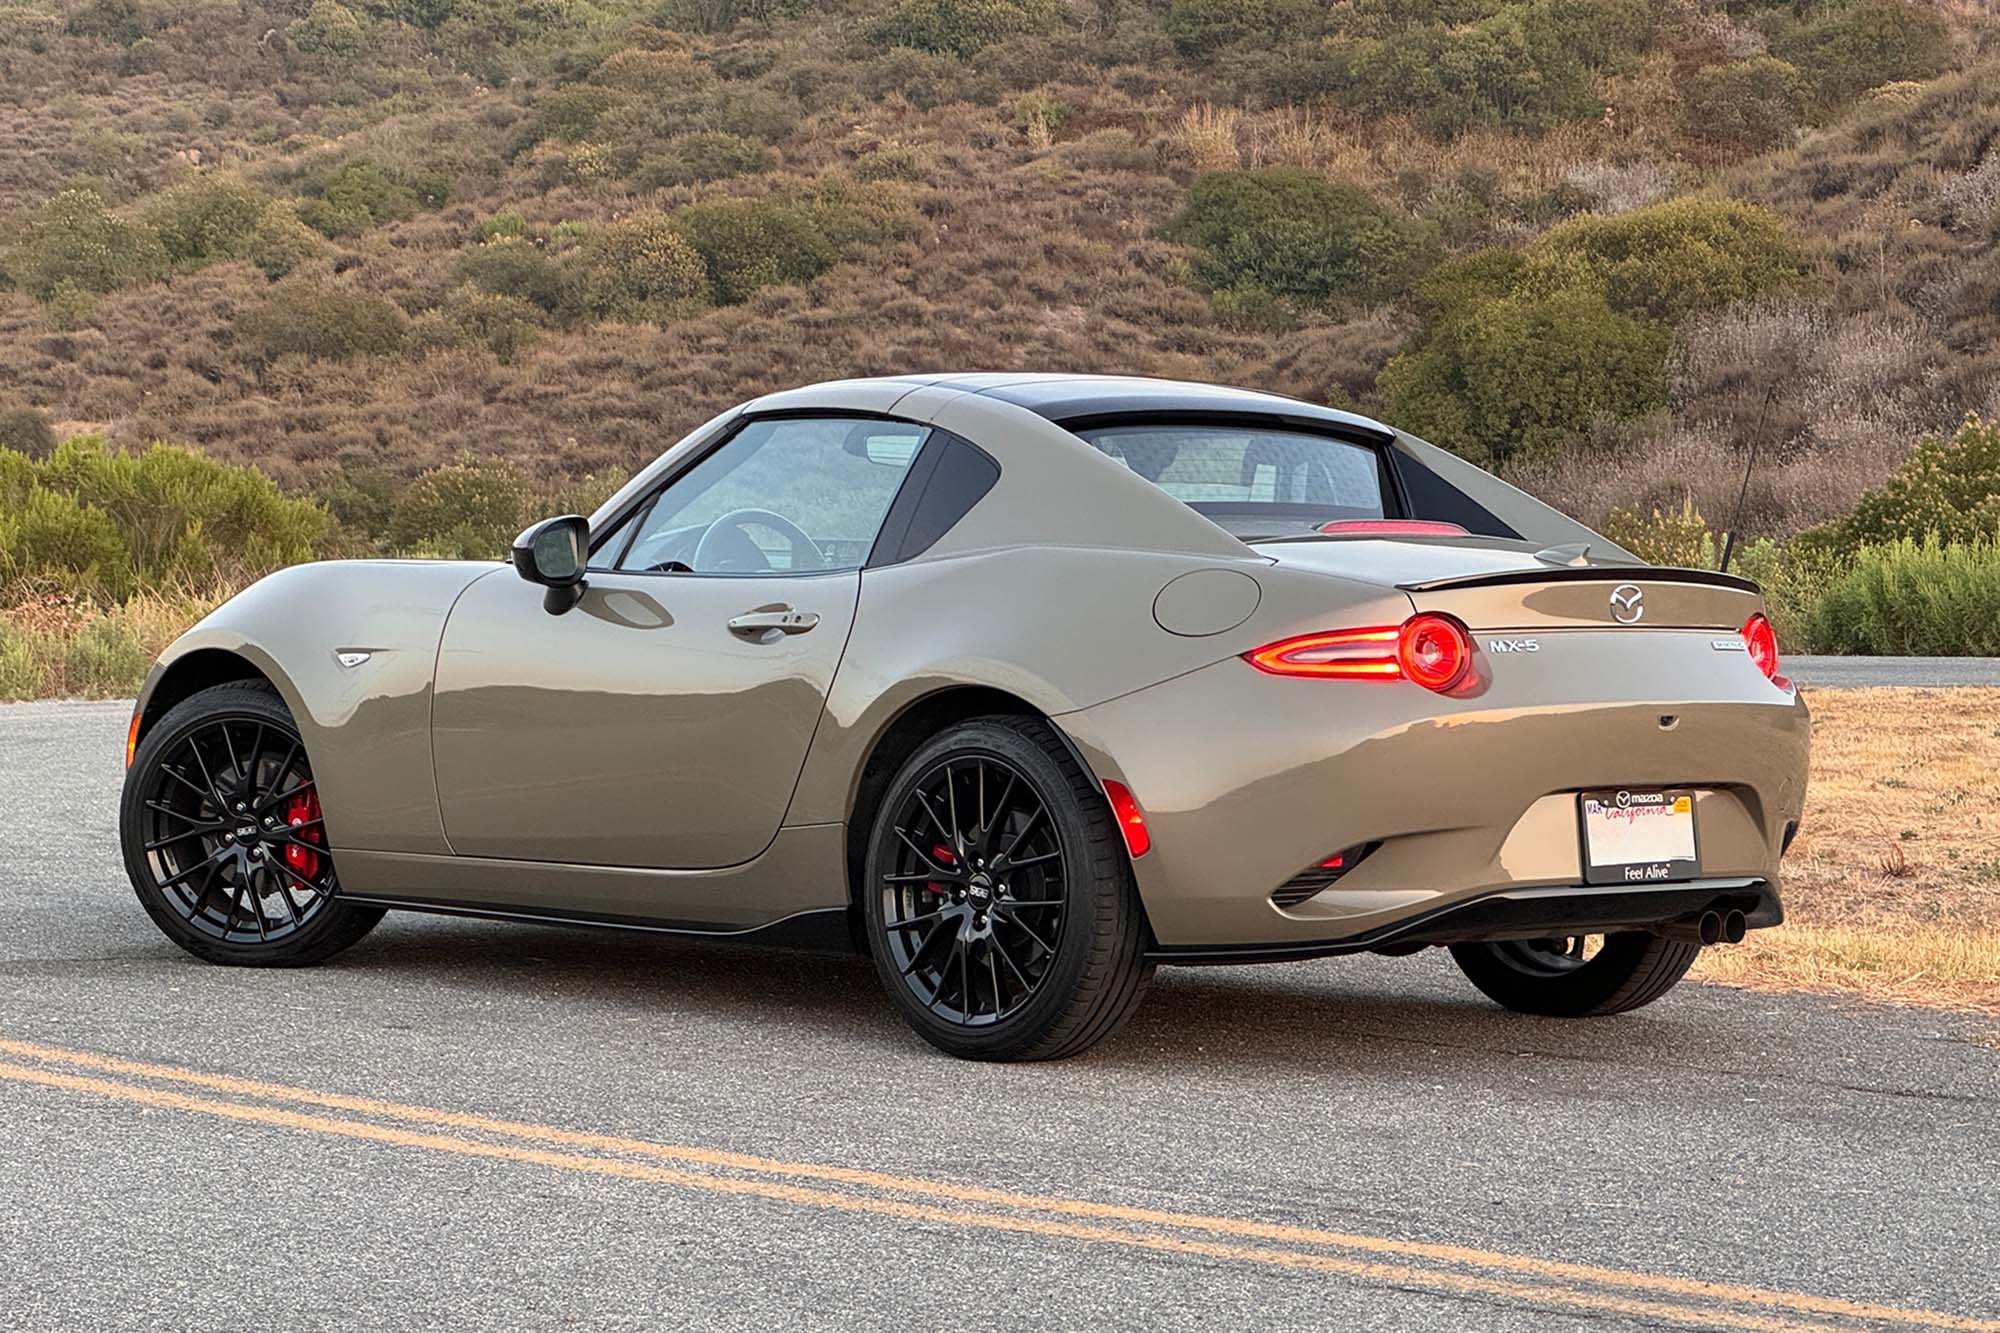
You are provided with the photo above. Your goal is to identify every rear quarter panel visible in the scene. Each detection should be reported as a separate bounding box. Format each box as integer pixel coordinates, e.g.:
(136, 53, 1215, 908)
(139, 561, 493, 858)
(1061, 627, 1810, 947)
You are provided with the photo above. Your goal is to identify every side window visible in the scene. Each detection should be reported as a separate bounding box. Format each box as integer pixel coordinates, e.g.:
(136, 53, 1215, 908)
(587, 507, 642, 571)
(615, 417, 926, 575)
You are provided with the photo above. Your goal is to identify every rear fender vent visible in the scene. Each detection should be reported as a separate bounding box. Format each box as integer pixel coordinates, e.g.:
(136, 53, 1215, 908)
(1271, 842, 1380, 909)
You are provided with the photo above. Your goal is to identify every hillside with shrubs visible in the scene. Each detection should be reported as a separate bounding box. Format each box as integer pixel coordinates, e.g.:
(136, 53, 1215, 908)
(3, 0, 2000, 692)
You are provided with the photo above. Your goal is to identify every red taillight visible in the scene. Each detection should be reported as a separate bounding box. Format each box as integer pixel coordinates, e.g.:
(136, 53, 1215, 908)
(1318, 519, 1470, 538)
(1398, 613, 1471, 692)
(1102, 779, 1150, 858)
(1741, 613, 1785, 687)
(1243, 626, 1401, 678)
(1245, 615, 1472, 693)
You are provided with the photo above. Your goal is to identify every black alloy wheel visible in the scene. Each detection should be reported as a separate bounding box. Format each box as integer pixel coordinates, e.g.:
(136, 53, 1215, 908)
(864, 716, 1152, 1061)
(878, 751, 1068, 1027)
(121, 684, 384, 966)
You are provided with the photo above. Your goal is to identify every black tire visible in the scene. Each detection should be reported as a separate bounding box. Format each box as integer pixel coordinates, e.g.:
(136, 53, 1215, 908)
(120, 683, 385, 967)
(862, 716, 1152, 1061)
(1449, 931, 1700, 1017)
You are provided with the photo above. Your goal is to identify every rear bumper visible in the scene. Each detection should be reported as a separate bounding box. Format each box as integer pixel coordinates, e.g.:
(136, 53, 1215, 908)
(1146, 877, 1779, 964)
(1056, 634, 1810, 949)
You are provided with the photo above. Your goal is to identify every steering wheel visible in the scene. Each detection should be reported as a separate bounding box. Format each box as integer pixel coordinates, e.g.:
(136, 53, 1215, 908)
(691, 508, 825, 573)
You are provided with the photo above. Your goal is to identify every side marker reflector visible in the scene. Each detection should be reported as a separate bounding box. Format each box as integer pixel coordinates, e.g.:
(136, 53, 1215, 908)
(1102, 779, 1150, 859)
(125, 712, 141, 769)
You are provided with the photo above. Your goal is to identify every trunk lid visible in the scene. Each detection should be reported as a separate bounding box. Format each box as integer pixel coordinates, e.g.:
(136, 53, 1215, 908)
(1255, 535, 1763, 630)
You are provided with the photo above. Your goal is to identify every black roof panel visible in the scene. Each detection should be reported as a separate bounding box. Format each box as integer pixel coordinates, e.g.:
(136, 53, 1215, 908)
(961, 375, 1397, 441)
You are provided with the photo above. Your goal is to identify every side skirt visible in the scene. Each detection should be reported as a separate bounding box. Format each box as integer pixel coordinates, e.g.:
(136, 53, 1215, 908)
(336, 896, 859, 954)
(331, 823, 848, 933)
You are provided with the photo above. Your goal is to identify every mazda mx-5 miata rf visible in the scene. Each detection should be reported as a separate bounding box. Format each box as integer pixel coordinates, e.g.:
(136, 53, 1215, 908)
(120, 374, 1809, 1059)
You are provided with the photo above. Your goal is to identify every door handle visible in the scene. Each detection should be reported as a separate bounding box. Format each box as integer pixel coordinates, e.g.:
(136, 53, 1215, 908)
(727, 605, 819, 637)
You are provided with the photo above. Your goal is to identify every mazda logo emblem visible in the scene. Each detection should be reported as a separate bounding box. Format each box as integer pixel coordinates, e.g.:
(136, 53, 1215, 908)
(1609, 584, 1645, 624)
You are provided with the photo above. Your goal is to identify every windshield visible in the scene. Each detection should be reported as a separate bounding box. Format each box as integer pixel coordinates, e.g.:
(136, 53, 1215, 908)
(1070, 422, 1392, 539)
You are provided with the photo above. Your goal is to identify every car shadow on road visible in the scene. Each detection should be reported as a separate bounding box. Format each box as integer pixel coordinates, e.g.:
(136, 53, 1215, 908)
(325, 914, 1748, 1077)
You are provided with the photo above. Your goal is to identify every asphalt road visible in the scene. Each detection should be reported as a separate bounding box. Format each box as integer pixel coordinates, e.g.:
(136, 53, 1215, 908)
(1787, 657, 2000, 688)
(1, 699, 1995, 1333)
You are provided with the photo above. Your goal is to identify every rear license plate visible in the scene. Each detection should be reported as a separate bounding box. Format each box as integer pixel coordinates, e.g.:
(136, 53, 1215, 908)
(1579, 789, 1698, 885)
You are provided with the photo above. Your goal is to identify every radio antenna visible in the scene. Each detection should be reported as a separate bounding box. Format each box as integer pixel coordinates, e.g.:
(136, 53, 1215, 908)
(1718, 382, 1780, 574)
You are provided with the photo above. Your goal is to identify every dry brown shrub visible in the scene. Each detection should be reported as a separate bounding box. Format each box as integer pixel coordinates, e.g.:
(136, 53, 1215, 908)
(1506, 411, 1910, 540)
(1174, 103, 1240, 172)
(1563, 158, 1681, 214)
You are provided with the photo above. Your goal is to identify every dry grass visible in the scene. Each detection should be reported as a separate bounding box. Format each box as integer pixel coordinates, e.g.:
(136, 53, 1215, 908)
(1689, 687, 2000, 1014)
(1694, 924, 2000, 1013)
(1175, 103, 1240, 172)
(0, 589, 223, 702)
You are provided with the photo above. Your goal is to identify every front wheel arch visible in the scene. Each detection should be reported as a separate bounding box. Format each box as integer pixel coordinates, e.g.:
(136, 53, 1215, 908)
(137, 648, 278, 750)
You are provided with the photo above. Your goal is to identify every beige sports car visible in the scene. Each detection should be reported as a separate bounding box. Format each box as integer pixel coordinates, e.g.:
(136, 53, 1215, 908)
(120, 374, 1809, 1060)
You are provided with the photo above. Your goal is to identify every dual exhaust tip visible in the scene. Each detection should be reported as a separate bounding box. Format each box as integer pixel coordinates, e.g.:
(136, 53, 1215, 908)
(1664, 908, 1747, 947)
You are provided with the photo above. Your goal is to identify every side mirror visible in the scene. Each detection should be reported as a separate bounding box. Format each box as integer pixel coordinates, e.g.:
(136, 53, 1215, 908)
(512, 515, 590, 615)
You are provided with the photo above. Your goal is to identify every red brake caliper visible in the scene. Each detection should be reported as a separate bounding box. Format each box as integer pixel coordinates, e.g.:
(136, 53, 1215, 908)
(285, 789, 323, 879)
(928, 843, 955, 894)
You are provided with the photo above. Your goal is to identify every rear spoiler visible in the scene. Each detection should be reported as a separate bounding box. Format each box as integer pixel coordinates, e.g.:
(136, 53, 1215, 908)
(1400, 565, 1760, 594)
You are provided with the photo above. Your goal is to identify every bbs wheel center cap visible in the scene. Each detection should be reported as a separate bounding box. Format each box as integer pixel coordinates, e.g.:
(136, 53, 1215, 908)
(967, 874, 994, 908)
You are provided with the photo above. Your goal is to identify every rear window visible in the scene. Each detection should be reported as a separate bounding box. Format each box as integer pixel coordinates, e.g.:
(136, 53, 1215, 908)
(1070, 422, 1392, 539)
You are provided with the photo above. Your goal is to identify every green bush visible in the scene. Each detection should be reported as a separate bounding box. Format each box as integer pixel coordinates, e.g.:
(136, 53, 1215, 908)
(1732, 537, 1841, 652)
(672, 196, 840, 304)
(1515, 196, 1805, 323)
(457, 237, 575, 316)
(569, 210, 709, 321)
(1774, 0, 1952, 114)
(852, 143, 927, 182)
(652, 0, 810, 32)
(633, 132, 777, 189)
(314, 460, 400, 544)
(8, 188, 168, 301)
(863, 0, 1064, 58)
(1804, 416, 2000, 556)
(0, 407, 55, 459)
(0, 487, 131, 600)
(1598, 497, 1718, 568)
(66, 0, 144, 44)
(388, 457, 536, 558)
(1408, 246, 1525, 321)
(145, 175, 272, 269)
(534, 88, 618, 144)
(407, 284, 542, 362)
(1806, 537, 2000, 655)
(1164, 169, 1439, 309)
(1680, 57, 1804, 152)
(1330, 0, 1648, 137)
(0, 439, 324, 603)
(244, 201, 323, 282)
(1378, 287, 1667, 465)
(296, 161, 448, 238)
(286, 0, 366, 63)
(1380, 197, 1801, 462)
(234, 283, 408, 362)
(1163, 0, 1319, 61)
(46, 282, 99, 331)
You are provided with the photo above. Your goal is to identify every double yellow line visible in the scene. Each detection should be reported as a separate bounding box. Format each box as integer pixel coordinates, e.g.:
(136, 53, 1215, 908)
(0, 1037, 1988, 1332)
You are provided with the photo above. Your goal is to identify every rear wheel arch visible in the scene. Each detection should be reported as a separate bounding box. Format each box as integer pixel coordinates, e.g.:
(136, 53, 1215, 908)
(842, 686, 1121, 936)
